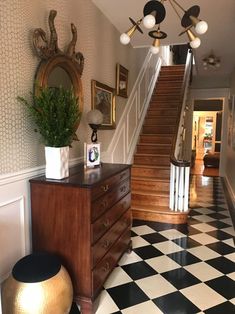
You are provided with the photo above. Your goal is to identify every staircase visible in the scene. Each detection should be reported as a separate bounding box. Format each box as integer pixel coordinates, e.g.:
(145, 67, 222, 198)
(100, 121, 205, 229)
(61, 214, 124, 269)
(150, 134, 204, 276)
(131, 65, 188, 223)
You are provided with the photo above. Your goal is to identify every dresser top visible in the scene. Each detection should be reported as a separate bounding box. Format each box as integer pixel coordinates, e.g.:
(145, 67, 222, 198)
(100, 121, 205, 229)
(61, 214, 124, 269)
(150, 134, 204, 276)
(30, 163, 131, 188)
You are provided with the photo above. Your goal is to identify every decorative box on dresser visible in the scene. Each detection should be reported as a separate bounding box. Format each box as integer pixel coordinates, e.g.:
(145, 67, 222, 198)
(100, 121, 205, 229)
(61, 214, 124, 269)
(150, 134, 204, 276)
(29, 163, 132, 314)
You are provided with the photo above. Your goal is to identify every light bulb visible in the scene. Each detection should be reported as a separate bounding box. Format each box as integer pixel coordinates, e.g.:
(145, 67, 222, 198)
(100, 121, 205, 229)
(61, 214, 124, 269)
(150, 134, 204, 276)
(150, 46, 160, 54)
(195, 20, 208, 35)
(190, 37, 201, 49)
(120, 33, 130, 45)
(208, 56, 214, 63)
(143, 14, 156, 29)
(87, 109, 103, 125)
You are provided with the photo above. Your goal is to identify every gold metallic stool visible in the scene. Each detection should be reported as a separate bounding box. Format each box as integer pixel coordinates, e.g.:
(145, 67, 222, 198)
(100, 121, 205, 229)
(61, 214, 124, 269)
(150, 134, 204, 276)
(1, 252, 73, 314)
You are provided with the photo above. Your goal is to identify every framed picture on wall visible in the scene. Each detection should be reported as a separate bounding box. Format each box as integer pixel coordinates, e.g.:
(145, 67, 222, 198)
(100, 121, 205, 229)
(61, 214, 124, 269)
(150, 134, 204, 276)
(116, 64, 129, 98)
(91, 80, 116, 129)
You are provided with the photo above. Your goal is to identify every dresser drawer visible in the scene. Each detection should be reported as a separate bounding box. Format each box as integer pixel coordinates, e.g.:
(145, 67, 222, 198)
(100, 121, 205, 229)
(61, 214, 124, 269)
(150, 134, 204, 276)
(92, 192, 131, 244)
(92, 210, 131, 268)
(91, 178, 130, 222)
(91, 168, 130, 201)
(92, 228, 130, 296)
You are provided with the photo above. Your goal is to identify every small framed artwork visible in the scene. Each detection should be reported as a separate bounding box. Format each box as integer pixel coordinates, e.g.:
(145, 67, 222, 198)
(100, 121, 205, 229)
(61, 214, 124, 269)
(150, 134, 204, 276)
(84, 143, 101, 167)
(91, 80, 116, 129)
(116, 64, 129, 98)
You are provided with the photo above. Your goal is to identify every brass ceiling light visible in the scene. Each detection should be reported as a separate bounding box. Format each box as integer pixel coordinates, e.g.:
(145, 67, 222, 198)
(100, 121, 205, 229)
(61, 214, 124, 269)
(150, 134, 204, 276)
(149, 27, 167, 54)
(120, 0, 208, 53)
(202, 53, 221, 70)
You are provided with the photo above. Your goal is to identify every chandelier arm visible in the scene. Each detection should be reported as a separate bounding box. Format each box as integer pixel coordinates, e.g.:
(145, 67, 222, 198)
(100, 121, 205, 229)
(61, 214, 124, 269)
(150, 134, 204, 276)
(129, 17, 143, 34)
(170, 0, 186, 13)
(168, 0, 182, 20)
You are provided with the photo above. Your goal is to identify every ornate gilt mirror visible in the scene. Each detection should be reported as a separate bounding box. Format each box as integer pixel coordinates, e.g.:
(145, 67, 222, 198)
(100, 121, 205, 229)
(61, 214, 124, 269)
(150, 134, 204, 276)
(33, 10, 84, 115)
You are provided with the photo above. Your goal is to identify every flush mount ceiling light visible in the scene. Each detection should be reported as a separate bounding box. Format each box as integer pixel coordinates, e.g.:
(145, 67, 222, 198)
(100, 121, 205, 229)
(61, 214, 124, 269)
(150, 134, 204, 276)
(202, 53, 221, 70)
(120, 0, 208, 53)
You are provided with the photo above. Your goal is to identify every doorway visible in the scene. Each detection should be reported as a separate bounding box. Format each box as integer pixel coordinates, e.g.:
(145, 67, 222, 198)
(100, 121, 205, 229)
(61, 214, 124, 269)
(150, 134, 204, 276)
(191, 99, 223, 176)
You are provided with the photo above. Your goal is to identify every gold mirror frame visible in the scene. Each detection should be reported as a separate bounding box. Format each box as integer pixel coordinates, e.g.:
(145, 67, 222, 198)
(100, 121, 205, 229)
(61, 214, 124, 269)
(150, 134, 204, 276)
(33, 10, 84, 113)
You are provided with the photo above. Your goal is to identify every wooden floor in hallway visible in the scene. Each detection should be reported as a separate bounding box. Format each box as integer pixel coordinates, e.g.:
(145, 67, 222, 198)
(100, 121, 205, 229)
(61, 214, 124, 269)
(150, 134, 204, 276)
(190, 159, 219, 177)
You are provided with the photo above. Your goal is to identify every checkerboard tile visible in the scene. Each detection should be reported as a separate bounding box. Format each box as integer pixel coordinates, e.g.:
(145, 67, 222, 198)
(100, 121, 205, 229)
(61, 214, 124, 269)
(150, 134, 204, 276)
(70, 176, 235, 314)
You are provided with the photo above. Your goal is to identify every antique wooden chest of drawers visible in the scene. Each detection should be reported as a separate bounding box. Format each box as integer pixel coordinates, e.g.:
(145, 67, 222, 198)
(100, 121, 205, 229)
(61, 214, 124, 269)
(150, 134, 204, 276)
(30, 163, 132, 314)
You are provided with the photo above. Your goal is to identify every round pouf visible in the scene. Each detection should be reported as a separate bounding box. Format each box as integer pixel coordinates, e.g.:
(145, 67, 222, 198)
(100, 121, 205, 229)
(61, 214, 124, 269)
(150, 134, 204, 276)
(1, 252, 73, 314)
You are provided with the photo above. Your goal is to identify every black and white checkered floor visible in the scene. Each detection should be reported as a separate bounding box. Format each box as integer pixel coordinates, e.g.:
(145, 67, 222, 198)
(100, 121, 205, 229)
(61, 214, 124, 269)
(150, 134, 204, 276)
(70, 175, 235, 314)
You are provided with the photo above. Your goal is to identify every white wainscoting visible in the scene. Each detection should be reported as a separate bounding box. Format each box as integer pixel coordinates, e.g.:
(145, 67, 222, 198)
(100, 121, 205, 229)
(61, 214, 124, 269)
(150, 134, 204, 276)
(0, 197, 26, 281)
(0, 166, 46, 283)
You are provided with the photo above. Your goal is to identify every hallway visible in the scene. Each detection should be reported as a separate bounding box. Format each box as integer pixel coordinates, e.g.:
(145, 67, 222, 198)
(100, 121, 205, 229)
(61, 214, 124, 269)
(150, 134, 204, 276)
(71, 175, 235, 314)
(190, 159, 219, 177)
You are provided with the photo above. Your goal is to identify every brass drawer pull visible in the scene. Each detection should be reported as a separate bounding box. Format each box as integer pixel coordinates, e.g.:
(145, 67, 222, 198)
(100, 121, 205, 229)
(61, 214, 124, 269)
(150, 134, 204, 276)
(101, 184, 109, 192)
(100, 200, 108, 209)
(102, 219, 110, 228)
(102, 239, 110, 249)
(102, 262, 110, 272)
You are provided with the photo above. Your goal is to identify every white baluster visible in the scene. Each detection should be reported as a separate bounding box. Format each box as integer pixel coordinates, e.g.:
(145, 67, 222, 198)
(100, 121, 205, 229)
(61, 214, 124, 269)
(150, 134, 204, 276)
(170, 163, 175, 210)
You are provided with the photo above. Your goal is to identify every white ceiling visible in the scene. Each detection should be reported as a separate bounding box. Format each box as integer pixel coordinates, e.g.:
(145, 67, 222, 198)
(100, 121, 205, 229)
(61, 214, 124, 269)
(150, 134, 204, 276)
(92, 0, 235, 84)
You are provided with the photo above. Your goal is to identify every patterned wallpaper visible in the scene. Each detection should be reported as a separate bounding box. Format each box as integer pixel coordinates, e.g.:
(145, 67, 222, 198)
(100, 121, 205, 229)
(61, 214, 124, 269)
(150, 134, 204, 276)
(0, 0, 147, 175)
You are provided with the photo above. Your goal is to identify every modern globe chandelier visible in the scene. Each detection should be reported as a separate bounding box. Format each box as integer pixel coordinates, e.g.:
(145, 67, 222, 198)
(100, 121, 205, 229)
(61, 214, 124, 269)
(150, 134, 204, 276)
(120, 0, 208, 54)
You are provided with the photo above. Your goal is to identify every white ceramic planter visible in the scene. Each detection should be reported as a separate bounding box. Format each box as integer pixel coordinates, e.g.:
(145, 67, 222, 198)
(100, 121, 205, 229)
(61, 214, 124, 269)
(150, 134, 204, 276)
(45, 146, 69, 179)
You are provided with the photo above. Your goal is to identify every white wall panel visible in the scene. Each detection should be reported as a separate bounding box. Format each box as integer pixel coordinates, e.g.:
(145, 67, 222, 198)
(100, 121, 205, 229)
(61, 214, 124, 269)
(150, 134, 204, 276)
(112, 127, 126, 163)
(0, 197, 26, 281)
(127, 93, 138, 147)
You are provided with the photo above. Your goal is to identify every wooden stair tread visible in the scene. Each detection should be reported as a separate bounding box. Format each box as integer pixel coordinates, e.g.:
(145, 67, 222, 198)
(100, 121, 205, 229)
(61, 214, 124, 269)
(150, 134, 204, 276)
(132, 204, 169, 212)
(155, 82, 182, 85)
(134, 153, 169, 157)
(140, 133, 174, 136)
(140, 133, 173, 137)
(143, 123, 176, 126)
(153, 93, 181, 95)
(132, 175, 169, 182)
(161, 65, 185, 68)
(132, 190, 169, 197)
(143, 124, 176, 126)
(148, 105, 178, 111)
(137, 143, 171, 147)
(132, 206, 188, 224)
(132, 164, 170, 169)
(131, 204, 187, 215)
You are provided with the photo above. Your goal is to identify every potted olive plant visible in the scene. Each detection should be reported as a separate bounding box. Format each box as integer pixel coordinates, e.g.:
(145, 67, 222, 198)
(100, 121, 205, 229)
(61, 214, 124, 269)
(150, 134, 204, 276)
(18, 86, 81, 179)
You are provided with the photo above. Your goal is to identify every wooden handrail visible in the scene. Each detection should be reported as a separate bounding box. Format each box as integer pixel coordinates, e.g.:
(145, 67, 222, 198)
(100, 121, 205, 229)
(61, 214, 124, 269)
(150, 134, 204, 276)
(170, 49, 193, 168)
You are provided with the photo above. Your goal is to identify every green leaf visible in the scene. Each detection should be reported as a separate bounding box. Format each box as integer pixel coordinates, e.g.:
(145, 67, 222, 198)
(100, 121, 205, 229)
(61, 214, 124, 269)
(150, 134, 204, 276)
(17, 86, 81, 147)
